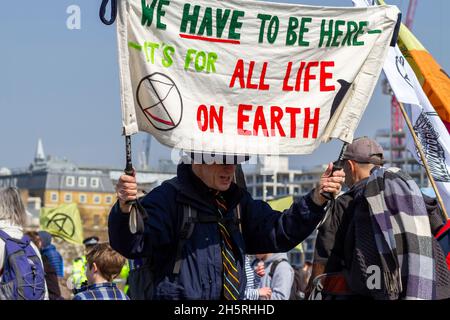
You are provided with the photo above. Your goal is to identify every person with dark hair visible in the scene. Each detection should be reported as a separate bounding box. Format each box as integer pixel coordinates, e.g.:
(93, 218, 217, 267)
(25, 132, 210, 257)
(73, 243, 128, 300)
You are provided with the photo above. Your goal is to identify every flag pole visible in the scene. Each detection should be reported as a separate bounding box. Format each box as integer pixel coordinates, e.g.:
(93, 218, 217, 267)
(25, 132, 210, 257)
(396, 100, 449, 220)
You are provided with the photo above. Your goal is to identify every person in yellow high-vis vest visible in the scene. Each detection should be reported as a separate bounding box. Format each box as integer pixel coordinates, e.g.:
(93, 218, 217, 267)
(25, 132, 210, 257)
(71, 255, 87, 289)
(71, 237, 99, 292)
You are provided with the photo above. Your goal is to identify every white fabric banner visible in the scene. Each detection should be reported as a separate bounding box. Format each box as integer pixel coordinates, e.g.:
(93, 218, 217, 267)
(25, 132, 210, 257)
(383, 46, 450, 211)
(117, 0, 399, 155)
(353, 0, 450, 212)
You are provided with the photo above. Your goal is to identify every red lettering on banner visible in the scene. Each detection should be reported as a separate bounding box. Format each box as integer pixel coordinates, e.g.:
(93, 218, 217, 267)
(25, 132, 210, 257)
(320, 61, 335, 91)
(303, 108, 320, 138)
(197, 105, 208, 132)
(253, 106, 268, 136)
(236, 104, 321, 139)
(270, 106, 286, 137)
(282, 61, 335, 92)
(283, 62, 294, 91)
(210, 105, 224, 133)
(285, 107, 301, 138)
(229, 60, 270, 90)
(295, 62, 306, 91)
(259, 62, 270, 91)
(246, 61, 258, 89)
(237, 104, 252, 135)
(196, 105, 223, 133)
(303, 61, 319, 92)
(229, 59, 245, 88)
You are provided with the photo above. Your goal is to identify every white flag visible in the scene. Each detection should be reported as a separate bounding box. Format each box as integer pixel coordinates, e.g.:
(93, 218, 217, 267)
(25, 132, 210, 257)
(383, 46, 450, 211)
(116, 0, 399, 155)
(353, 0, 450, 213)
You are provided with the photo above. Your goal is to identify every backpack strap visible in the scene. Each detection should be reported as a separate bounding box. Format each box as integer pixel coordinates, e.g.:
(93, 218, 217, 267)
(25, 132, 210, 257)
(0, 230, 29, 247)
(0, 229, 12, 242)
(172, 204, 197, 275)
(269, 258, 289, 278)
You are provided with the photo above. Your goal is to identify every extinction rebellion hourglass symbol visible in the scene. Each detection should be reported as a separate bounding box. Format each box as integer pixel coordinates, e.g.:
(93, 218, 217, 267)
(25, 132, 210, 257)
(137, 73, 183, 131)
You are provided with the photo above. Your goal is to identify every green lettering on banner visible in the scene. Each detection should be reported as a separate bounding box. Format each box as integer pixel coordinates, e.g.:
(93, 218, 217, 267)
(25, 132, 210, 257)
(128, 41, 142, 51)
(286, 17, 311, 46)
(229, 10, 245, 40)
(216, 9, 231, 38)
(342, 21, 359, 46)
(156, 0, 170, 30)
(257, 14, 271, 43)
(319, 19, 333, 47)
(286, 17, 299, 46)
(206, 52, 218, 73)
(198, 7, 213, 37)
(162, 45, 174, 67)
(144, 42, 160, 63)
(180, 4, 200, 34)
(141, 0, 157, 27)
(331, 20, 345, 47)
(194, 51, 206, 71)
(353, 21, 368, 46)
(267, 16, 279, 44)
(298, 17, 311, 46)
(184, 48, 218, 73)
(141, 0, 169, 30)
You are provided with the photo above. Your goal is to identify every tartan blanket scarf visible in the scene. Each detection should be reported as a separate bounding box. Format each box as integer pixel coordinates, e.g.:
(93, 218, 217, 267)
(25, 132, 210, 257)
(364, 167, 435, 300)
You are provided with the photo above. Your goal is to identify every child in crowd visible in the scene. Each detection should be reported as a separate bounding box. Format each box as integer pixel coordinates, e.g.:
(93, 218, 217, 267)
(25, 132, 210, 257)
(73, 243, 128, 300)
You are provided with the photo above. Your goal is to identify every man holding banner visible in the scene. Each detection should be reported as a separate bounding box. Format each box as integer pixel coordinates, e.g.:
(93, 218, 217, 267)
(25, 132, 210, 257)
(109, 157, 344, 300)
(108, 0, 401, 300)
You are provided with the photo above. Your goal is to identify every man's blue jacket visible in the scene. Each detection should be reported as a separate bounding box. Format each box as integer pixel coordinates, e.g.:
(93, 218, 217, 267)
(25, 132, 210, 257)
(109, 164, 326, 300)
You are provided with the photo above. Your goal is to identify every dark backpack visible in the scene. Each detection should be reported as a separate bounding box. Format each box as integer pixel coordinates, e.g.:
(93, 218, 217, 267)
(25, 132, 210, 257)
(126, 203, 197, 300)
(0, 230, 46, 300)
(126, 177, 242, 300)
(269, 259, 305, 300)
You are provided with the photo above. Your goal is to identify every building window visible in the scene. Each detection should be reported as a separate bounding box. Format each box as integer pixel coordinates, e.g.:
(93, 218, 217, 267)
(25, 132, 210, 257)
(93, 195, 101, 204)
(105, 195, 113, 204)
(66, 176, 75, 187)
(256, 187, 263, 197)
(78, 177, 87, 187)
(91, 178, 99, 188)
(64, 193, 72, 203)
(50, 192, 58, 202)
(79, 194, 87, 204)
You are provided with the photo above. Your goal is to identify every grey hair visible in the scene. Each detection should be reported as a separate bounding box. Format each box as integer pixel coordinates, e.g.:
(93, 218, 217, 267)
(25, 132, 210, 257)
(0, 187, 27, 226)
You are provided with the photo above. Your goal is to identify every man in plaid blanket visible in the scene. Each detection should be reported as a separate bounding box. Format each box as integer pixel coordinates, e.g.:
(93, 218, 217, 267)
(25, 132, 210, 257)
(309, 137, 450, 300)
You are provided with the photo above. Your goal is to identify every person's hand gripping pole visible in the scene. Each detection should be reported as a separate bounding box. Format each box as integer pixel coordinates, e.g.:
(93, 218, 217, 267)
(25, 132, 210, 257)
(116, 135, 147, 234)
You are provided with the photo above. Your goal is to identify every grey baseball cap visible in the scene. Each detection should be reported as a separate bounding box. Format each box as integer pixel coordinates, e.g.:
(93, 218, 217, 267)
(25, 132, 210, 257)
(342, 137, 384, 165)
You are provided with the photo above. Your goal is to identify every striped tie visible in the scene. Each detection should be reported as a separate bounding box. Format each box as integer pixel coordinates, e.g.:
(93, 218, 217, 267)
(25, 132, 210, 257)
(215, 191, 240, 300)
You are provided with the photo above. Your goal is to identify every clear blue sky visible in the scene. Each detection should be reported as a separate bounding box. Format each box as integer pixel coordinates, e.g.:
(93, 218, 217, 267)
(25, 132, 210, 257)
(0, 0, 448, 170)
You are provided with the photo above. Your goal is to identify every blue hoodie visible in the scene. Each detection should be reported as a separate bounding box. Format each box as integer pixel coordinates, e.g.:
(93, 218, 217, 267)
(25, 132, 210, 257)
(41, 244, 64, 278)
